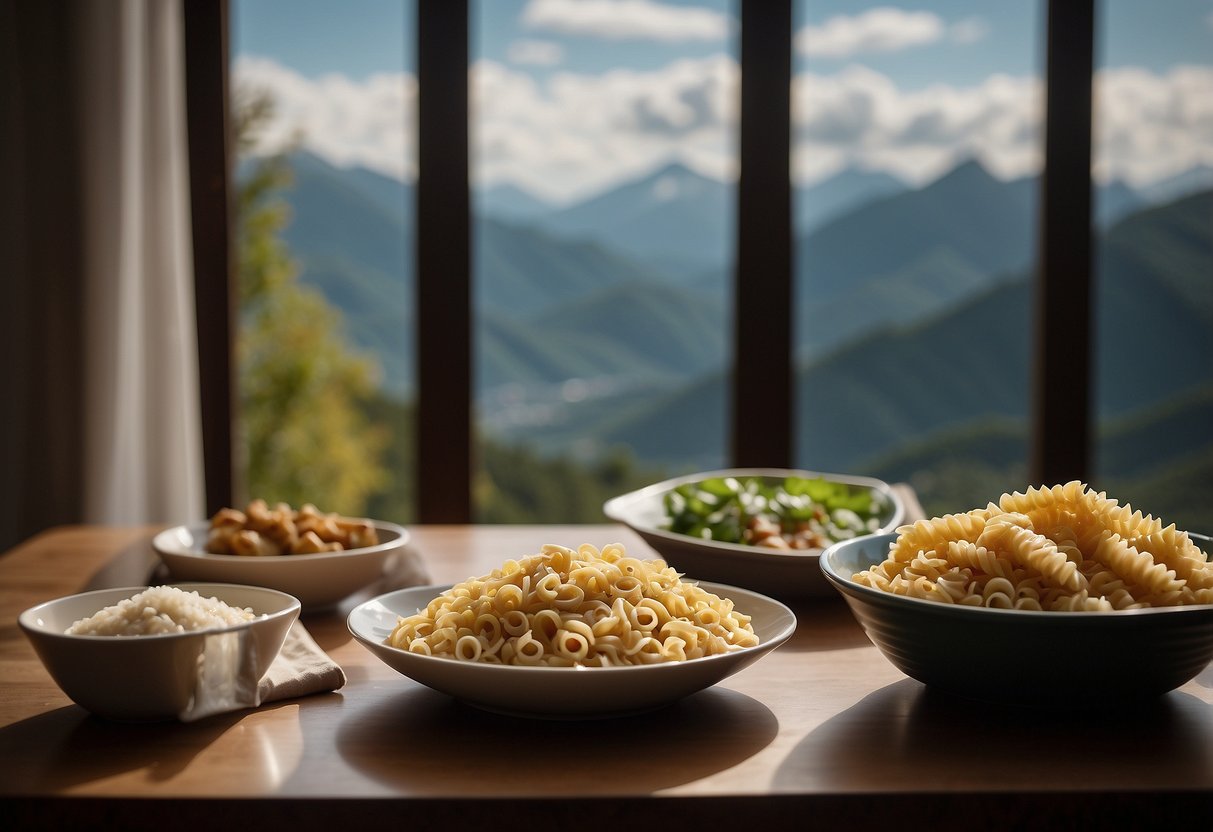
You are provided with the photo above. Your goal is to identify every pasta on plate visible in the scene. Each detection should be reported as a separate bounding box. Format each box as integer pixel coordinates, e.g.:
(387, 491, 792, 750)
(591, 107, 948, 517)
(854, 481, 1213, 611)
(386, 543, 759, 666)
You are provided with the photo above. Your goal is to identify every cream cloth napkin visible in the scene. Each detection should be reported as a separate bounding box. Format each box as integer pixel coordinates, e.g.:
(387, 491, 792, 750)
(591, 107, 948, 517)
(180, 620, 344, 722)
(259, 620, 347, 703)
(178, 543, 430, 722)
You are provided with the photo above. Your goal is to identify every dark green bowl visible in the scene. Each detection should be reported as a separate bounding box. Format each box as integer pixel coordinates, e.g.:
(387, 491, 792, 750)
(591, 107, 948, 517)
(821, 532, 1213, 703)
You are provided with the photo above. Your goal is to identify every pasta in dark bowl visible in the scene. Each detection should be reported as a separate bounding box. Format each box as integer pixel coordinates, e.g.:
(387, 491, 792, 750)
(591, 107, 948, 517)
(820, 484, 1213, 703)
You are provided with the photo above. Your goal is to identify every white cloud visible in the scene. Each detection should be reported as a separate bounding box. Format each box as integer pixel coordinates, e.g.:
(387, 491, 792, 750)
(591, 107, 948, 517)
(790, 62, 1213, 188)
(796, 8, 945, 59)
(233, 56, 416, 182)
(949, 16, 990, 45)
(796, 9, 990, 59)
(473, 55, 737, 200)
(234, 53, 1212, 198)
(521, 0, 730, 42)
(507, 39, 565, 67)
(792, 65, 1042, 185)
(1094, 65, 1213, 186)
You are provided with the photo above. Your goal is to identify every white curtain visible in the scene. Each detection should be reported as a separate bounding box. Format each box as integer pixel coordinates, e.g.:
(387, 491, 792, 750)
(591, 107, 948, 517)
(77, 0, 205, 526)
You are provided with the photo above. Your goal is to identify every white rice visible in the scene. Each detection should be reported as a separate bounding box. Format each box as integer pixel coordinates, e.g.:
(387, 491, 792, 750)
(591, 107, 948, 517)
(65, 586, 256, 636)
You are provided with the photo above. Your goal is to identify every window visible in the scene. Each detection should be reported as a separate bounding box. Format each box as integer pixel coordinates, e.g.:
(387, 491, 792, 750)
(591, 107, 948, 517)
(470, 0, 737, 521)
(227, 0, 417, 520)
(1091, 0, 1213, 530)
(189, 2, 1208, 526)
(791, 2, 1042, 516)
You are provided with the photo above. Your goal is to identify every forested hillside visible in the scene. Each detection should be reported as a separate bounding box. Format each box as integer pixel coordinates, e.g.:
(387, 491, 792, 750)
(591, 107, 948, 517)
(253, 150, 1210, 525)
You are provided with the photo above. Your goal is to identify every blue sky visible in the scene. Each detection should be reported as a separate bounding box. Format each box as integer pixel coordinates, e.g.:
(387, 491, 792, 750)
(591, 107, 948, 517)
(234, 0, 412, 79)
(235, 0, 1212, 82)
(232, 1, 1213, 197)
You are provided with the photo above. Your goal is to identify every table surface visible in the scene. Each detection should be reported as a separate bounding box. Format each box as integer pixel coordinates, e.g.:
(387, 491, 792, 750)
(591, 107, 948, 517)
(3, 513, 1213, 828)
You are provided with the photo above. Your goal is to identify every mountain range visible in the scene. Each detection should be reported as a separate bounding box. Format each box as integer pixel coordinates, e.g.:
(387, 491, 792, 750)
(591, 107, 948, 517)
(253, 151, 1211, 510)
(587, 189, 1213, 474)
(272, 152, 1024, 394)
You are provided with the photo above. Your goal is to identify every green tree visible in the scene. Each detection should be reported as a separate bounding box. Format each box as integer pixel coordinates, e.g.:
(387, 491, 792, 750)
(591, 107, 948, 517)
(234, 89, 388, 514)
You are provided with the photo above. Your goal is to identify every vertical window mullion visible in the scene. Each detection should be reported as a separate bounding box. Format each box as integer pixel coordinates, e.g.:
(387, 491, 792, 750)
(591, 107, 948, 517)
(1033, 0, 1095, 485)
(184, 0, 235, 515)
(733, 0, 794, 468)
(415, 1, 472, 523)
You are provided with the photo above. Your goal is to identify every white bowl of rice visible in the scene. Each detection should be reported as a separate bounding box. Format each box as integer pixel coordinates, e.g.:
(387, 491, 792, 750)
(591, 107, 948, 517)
(19, 583, 300, 721)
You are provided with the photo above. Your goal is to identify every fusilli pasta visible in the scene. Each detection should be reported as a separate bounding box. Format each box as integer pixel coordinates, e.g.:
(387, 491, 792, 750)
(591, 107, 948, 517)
(854, 483, 1213, 611)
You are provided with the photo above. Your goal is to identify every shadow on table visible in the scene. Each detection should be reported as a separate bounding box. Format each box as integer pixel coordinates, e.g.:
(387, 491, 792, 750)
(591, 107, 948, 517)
(82, 534, 159, 591)
(0, 705, 248, 792)
(1194, 660, 1213, 691)
(773, 677, 1213, 793)
(779, 596, 872, 653)
(336, 684, 778, 795)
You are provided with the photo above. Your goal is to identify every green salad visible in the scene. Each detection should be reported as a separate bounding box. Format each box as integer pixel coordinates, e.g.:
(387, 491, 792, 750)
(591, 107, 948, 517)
(662, 475, 890, 550)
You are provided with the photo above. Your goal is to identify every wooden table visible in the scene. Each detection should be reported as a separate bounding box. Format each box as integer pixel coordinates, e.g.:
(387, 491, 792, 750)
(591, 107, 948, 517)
(2, 522, 1212, 829)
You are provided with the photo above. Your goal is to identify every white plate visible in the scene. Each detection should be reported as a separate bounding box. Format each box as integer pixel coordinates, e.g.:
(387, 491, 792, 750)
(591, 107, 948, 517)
(604, 468, 904, 601)
(153, 520, 409, 608)
(348, 581, 796, 719)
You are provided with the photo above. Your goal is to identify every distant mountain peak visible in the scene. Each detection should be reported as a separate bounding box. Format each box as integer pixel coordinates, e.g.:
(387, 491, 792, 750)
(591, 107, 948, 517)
(634, 159, 715, 194)
(289, 147, 329, 167)
(812, 165, 907, 190)
(1140, 164, 1213, 205)
(647, 159, 702, 180)
(651, 174, 681, 202)
(935, 157, 996, 187)
(795, 166, 909, 234)
(477, 180, 553, 220)
(480, 180, 542, 199)
(648, 165, 709, 199)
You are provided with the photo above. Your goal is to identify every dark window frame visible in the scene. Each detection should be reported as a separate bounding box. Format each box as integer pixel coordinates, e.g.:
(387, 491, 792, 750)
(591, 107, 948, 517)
(184, 0, 235, 517)
(1034, 0, 1095, 485)
(415, 2, 472, 523)
(734, 0, 794, 467)
(186, 0, 1095, 522)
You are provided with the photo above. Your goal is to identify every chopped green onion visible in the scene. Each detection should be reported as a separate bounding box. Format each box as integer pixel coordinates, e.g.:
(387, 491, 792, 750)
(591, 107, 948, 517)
(662, 475, 889, 549)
